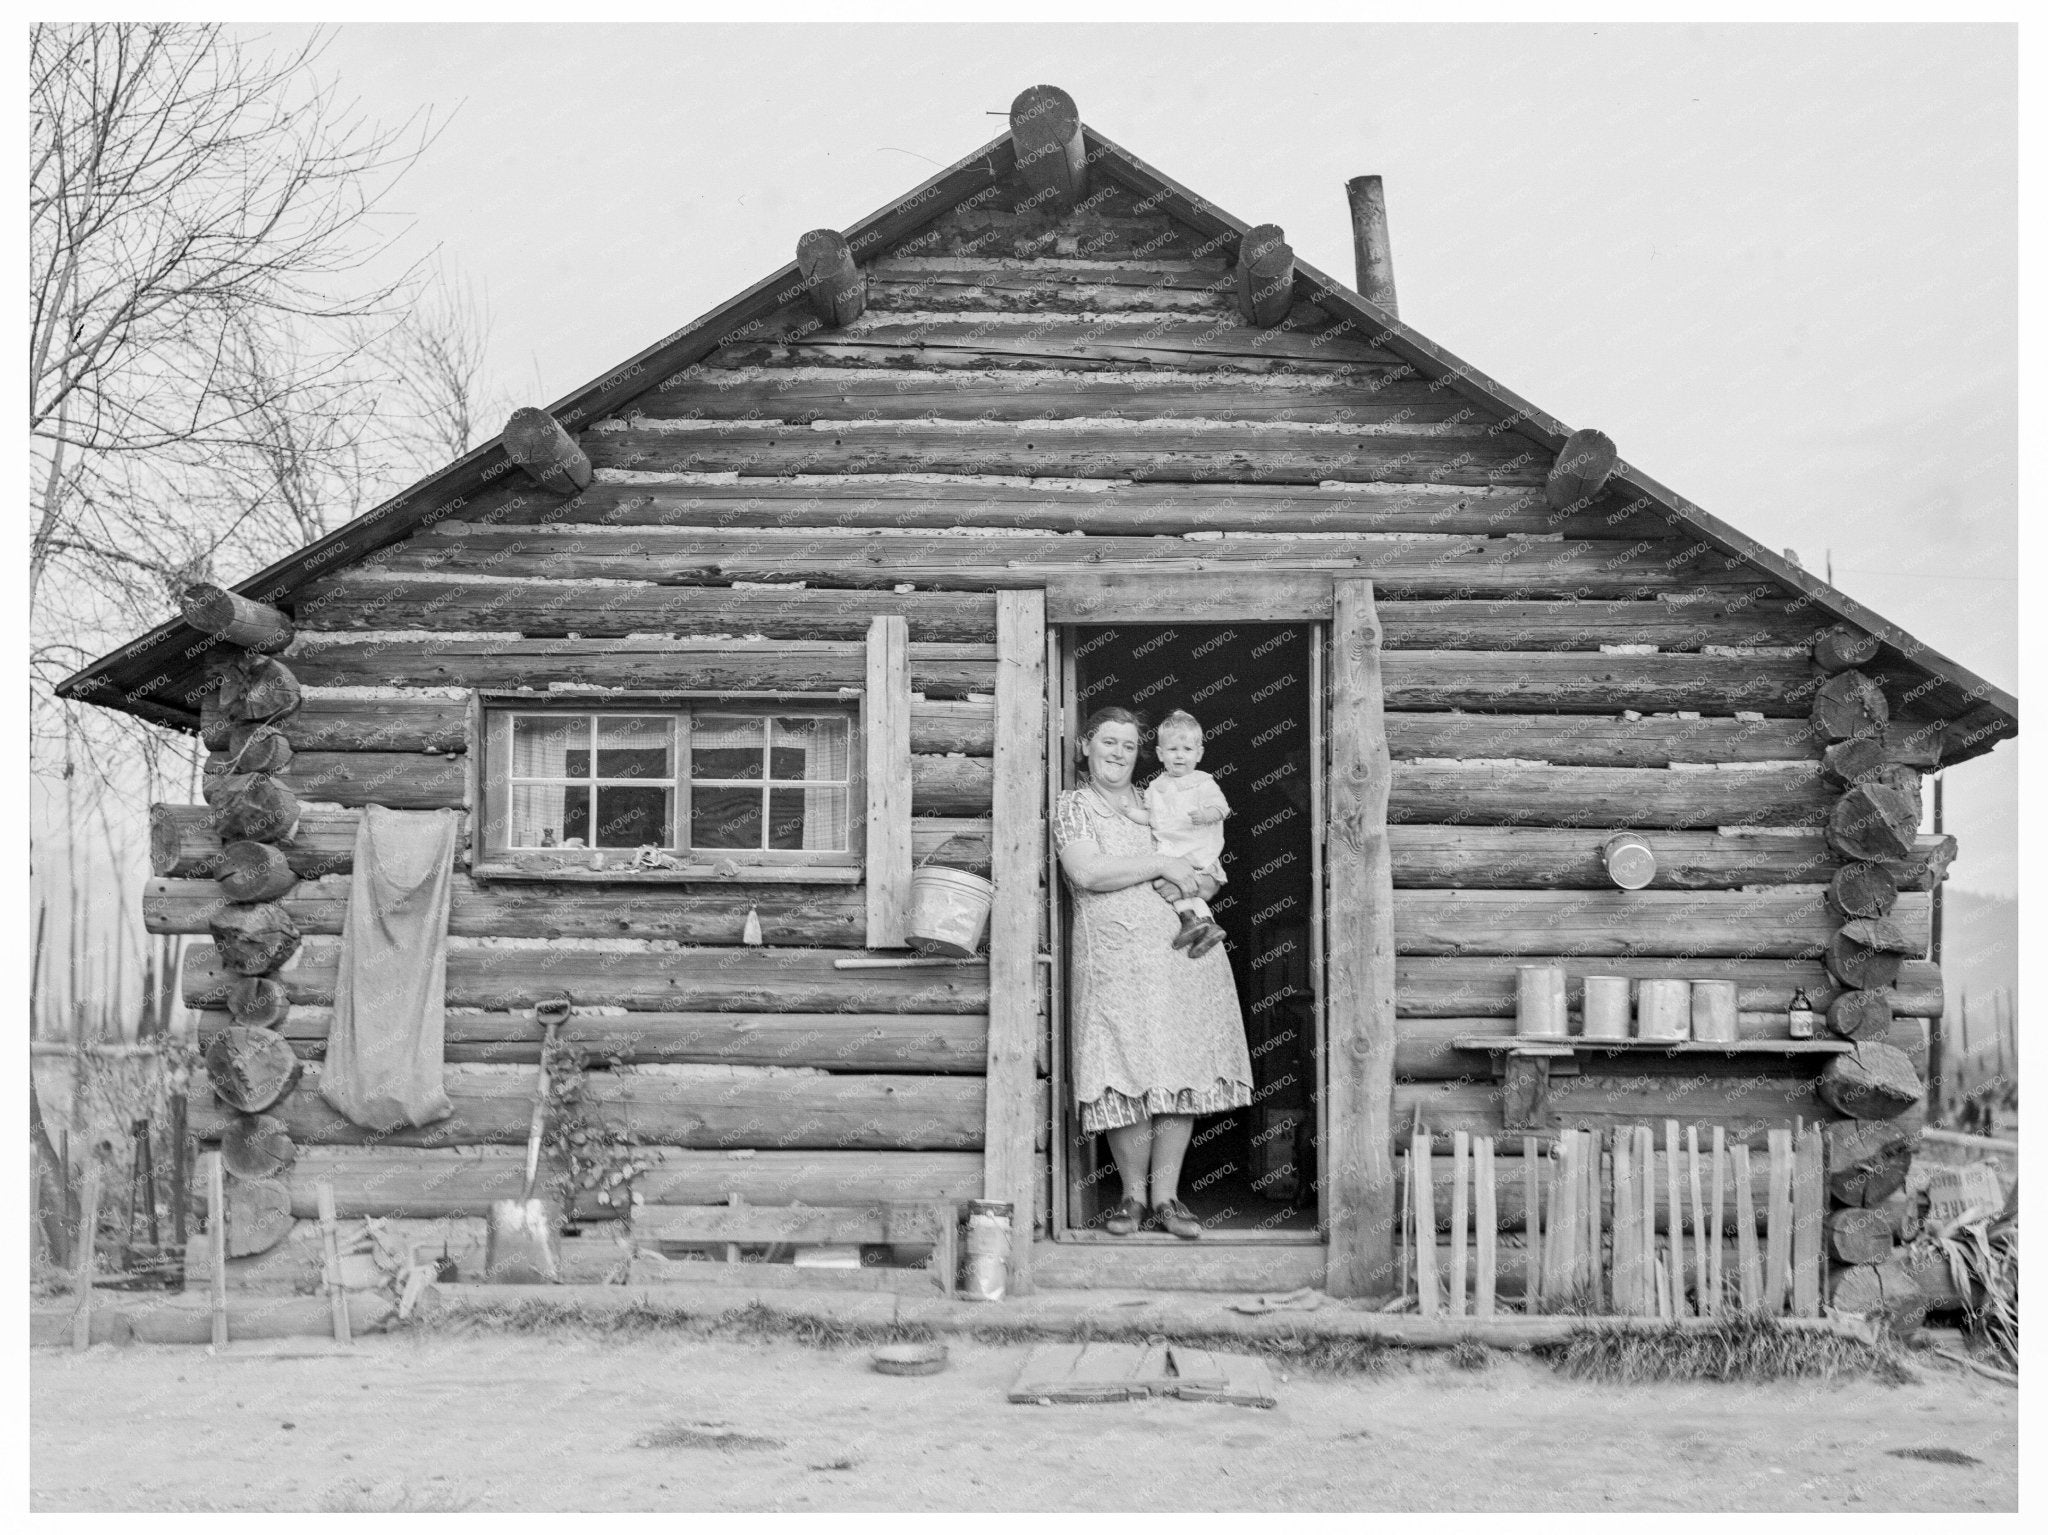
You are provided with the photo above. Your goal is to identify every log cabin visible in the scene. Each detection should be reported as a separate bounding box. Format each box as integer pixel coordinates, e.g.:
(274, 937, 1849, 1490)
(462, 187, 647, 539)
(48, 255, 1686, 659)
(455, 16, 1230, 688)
(59, 86, 2018, 1313)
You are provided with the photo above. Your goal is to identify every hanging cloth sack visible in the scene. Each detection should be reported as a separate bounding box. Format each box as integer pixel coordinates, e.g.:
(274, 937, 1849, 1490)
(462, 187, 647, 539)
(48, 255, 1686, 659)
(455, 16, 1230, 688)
(320, 804, 462, 1131)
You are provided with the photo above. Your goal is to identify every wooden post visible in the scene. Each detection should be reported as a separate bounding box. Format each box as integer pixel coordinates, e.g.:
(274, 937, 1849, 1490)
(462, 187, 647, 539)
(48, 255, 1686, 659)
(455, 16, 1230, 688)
(1343, 175, 1399, 318)
(1410, 1132, 1439, 1317)
(502, 407, 592, 496)
(982, 590, 1046, 1295)
(1636, 1126, 1656, 1315)
(1687, 1125, 1708, 1318)
(1664, 1120, 1686, 1315)
(206, 1151, 228, 1348)
(1521, 1135, 1543, 1314)
(1584, 1131, 1603, 1313)
(1448, 1130, 1469, 1318)
(1730, 1140, 1760, 1312)
(1009, 85, 1086, 208)
(1707, 1126, 1726, 1317)
(796, 229, 866, 328)
(1325, 580, 1397, 1298)
(1763, 1129, 1792, 1317)
(1234, 223, 1296, 329)
(863, 616, 913, 949)
(70, 1158, 101, 1351)
(317, 1181, 351, 1345)
(179, 584, 294, 654)
(1928, 772, 1946, 1120)
(1612, 1129, 1635, 1314)
(1474, 1138, 1497, 1318)
(1790, 1126, 1823, 1318)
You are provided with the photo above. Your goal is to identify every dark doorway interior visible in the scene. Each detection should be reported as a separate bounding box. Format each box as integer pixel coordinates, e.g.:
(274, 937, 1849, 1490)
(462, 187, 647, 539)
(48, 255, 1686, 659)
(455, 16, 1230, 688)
(1065, 622, 1319, 1236)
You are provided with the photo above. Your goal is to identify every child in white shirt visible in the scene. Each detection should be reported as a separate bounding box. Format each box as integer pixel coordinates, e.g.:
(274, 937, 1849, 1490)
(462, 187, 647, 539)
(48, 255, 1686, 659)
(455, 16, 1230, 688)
(1144, 710, 1230, 959)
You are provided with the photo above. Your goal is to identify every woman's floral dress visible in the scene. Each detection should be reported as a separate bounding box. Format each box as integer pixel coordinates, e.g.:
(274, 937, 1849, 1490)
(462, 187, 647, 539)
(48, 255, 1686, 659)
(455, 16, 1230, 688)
(1053, 787, 1253, 1134)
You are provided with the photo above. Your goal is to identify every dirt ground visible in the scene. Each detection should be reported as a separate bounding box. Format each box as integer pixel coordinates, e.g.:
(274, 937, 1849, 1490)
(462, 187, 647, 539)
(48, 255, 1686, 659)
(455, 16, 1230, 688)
(31, 1330, 2017, 1512)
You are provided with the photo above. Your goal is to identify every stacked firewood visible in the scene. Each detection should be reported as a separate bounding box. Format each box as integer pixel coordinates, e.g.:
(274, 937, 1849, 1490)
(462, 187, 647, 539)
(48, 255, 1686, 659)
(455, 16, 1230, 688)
(185, 583, 306, 1260)
(1809, 625, 1935, 1330)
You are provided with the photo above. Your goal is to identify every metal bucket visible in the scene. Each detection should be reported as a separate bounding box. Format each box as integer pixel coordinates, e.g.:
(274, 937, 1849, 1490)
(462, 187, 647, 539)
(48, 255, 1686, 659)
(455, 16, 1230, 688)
(962, 1199, 1013, 1303)
(907, 866, 994, 957)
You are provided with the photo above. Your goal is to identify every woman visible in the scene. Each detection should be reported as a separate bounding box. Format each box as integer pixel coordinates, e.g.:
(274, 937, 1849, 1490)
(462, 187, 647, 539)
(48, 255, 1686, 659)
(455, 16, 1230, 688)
(1053, 706, 1254, 1239)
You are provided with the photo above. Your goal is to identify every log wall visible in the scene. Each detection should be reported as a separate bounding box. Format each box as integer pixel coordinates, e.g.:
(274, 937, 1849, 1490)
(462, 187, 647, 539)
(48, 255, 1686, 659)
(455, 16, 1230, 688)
(168, 153, 1954, 1283)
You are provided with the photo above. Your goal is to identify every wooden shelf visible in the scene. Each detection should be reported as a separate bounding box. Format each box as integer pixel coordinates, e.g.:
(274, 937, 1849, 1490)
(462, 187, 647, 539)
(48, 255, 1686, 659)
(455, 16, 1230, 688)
(1450, 1036, 1852, 1056)
(472, 863, 862, 885)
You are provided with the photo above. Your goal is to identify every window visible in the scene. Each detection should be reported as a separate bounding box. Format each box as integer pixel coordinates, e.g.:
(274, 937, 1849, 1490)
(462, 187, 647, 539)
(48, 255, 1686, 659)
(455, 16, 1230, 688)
(478, 701, 859, 878)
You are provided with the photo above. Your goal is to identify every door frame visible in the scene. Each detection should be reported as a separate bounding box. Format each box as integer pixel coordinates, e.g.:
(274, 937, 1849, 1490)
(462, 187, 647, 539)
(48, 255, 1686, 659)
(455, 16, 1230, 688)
(1029, 571, 1395, 1288)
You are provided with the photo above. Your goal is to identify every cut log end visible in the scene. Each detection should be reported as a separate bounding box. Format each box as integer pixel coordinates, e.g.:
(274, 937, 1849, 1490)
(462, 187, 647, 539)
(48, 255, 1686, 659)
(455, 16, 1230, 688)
(221, 1112, 298, 1181)
(1827, 782, 1920, 865)
(796, 229, 866, 328)
(1826, 987, 1896, 1042)
(503, 407, 593, 495)
(180, 583, 295, 654)
(1817, 1040, 1924, 1121)
(1009, 84, 1086, 207)
(208, 902, 303, 978)
(1810, 670, 1890, 742)
(205, 1026, 306, 1115)
(1812, 626, 1880, 674)
(1545, 428, 1619, 513)
(1828, 861, 1899, 920)
(1235, 223, 1296, 330)
(1824, 1206, 1896, 1266)
(216, 841, 298, 904)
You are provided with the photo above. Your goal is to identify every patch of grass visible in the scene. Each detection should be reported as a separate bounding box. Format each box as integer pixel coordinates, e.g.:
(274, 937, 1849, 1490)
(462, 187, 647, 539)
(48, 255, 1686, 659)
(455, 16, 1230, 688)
(634, 1421, 784, 1452)
(416, 1296, 937, 1349)
(1540, 1314, 1916, 1386)
(1446, 1338, 1489, 1372)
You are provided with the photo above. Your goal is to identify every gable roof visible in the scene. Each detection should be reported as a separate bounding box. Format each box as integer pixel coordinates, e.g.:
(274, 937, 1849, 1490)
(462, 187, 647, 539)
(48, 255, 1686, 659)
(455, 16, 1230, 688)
(56, 117, 2017, 763)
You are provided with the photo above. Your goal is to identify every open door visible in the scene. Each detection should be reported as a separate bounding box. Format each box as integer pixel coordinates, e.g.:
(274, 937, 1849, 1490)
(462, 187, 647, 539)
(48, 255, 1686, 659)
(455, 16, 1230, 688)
(1046, 619, 1327, 1245)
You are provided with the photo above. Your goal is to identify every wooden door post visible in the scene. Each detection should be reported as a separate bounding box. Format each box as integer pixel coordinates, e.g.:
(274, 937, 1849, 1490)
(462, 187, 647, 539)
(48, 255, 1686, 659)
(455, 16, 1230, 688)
(983, 590, 1047, 1295)
(864, 616, 912, 948)
(1326, 579, 1398, 1297)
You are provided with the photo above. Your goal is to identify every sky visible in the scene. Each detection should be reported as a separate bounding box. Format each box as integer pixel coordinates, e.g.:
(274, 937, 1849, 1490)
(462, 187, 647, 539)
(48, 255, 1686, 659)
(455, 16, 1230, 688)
(262, 21, 2017, 891)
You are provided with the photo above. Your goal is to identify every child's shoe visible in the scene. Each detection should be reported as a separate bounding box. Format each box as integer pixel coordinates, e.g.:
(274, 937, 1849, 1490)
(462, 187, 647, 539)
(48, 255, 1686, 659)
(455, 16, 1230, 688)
(1170, 910, 1204, 950)
(1186, 921, 1225, 959)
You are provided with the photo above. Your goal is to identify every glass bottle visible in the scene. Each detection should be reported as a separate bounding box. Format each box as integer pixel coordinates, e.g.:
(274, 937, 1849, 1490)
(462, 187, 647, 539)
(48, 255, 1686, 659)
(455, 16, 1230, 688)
(1787, 987, 1817, 1039)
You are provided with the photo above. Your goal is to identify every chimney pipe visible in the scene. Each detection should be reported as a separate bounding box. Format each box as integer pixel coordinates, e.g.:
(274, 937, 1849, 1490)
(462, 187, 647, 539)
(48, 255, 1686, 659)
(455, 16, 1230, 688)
(1345, 175, 1399, 319)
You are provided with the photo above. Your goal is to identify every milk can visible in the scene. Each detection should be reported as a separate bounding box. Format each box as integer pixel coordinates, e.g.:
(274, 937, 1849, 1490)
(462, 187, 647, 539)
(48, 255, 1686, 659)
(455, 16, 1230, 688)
(962, 1199, 1013, 1302)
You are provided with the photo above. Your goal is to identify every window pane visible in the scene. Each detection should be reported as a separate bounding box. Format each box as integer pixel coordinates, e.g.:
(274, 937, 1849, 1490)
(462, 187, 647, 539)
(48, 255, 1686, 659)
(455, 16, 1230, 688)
(596, 717, 671, 780)
(511, 716, 584, 779)
(692, 785, 763, 849)
(511, 783, 589, 847)
(770, 785, 849, 851)
(692, 715, 764, 780)
(770, 716, 850, 783)
(595, 784, 672, 847)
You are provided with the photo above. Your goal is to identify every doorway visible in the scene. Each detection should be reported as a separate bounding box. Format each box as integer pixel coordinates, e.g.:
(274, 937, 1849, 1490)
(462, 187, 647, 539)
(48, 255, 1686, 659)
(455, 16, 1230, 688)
(1052, 622, 1323, 1240)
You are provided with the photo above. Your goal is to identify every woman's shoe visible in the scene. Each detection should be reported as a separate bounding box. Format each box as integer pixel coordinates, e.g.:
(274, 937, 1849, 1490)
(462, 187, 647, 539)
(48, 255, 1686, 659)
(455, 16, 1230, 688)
(1149, 1198, 1203, 1240)
(1102, 1195, 1147, 1236)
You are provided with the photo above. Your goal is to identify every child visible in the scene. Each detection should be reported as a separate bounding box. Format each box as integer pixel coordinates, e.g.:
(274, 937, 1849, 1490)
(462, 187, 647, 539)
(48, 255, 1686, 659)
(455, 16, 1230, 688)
(1144, 710, 1230, 959)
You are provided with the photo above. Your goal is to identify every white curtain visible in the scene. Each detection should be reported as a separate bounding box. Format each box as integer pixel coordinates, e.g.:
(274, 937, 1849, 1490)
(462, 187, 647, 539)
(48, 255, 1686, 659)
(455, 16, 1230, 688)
(797, 717, 851, 851)
(509, 716, 577, 847)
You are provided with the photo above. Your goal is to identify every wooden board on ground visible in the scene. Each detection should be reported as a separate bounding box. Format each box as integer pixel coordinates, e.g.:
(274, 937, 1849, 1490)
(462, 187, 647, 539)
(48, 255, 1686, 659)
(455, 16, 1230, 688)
(1007, 1342, 1276, 1406)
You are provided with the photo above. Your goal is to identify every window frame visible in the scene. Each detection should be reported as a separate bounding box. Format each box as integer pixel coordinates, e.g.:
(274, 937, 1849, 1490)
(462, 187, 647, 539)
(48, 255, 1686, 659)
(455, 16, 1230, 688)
(471, 690, 865, 883)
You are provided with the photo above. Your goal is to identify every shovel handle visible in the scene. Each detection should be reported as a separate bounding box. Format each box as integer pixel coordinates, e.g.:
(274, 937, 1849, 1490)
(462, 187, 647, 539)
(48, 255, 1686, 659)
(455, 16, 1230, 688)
(519, 1020, 558, 1203)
